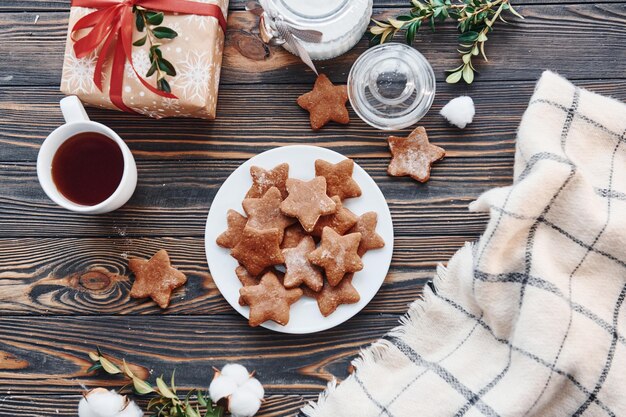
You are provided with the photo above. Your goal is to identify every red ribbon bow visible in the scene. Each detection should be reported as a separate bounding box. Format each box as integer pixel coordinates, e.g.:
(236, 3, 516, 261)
(70, 0, 227, 113)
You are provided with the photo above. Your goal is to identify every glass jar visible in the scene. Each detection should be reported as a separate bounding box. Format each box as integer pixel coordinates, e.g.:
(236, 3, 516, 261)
(260, 0, 373, 60)
(347, 43, 436, 130)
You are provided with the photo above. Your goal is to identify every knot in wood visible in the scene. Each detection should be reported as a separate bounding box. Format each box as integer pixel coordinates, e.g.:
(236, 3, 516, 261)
(79, 270, 112, 291)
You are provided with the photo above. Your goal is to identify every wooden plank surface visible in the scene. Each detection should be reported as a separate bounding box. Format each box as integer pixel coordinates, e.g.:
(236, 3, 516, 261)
(1, 0, 626, 416)
(2, 4, 626, 87)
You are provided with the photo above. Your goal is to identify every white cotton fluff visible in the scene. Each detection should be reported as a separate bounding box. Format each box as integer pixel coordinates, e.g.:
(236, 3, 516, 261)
(78, 388, 143, 417)
(439, 96, 475, 129)
(220, 363, 251, 385)
(209, 374, 238, 401)
(209, 364, 264, 417)
(228, 389, 262, 417)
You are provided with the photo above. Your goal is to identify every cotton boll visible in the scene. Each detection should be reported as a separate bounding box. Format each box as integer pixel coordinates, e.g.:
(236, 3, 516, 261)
(115, 401, 143, 417)
(440, 96, 475, 129)
(229, 389, 262, 417)
(220, 363, 250, 385)
(78, 388, 141, 417)
(209, 374, 238, 401)
(240, 377, 264, 400)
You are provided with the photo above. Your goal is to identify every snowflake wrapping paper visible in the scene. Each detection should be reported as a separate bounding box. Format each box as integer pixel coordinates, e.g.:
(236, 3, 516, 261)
(60, 0, 229, 119)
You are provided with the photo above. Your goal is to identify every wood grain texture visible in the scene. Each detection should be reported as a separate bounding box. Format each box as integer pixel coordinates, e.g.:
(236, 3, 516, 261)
(0, 234, 470, 315)
(1, 4, 626, 87)
(0, 314, 397, 394)
(0, 394, 315, 417)
(1, 0, 625, 413)
(1, 0, 622, 12)
(0, 158, 506, 238)
(2, 80, 626, 162)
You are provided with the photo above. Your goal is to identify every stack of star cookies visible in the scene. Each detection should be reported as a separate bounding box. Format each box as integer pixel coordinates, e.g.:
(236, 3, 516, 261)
(216, 159, 385, 327)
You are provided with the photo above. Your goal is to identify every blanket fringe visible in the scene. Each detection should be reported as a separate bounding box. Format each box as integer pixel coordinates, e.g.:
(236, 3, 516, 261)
(300, 243, 473, 417)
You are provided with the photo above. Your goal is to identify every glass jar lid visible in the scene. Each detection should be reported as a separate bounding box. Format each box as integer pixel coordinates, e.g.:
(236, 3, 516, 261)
(347, 43, 436, 131)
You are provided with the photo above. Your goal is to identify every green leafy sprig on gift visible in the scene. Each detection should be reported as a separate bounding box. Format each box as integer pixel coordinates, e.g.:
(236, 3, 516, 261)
(132, 7, 179, 93)
(88, 348, 224, 417)
(370, 0, 523, 84)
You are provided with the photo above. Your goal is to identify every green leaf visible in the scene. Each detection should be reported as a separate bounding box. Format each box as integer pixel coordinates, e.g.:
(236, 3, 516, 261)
(445, 69, 463, 84)
(133, 36, 147, 47)
(146, 11, 164, 25)
(158, 59, 176, 76)
(462, 64, 475, 83)
(135, 12, 145, 32)
(429, 15, 436, 32)
(157, 376, 177, 398)
(406, 21, 418, 45)
(395, 14, 414, 21)
(159, 78, 172, 94)
(122, 359, 135, 378)
(133, 376, 155, 394)
(186, 404, 201, 417)
(458, 31, 479, 42)
(86, 363, 102, 373)
(146, 61, 157, 77)
(99, 356, 121, 374)
(197, 391, 208, 407)
(153, 26, 178, 39)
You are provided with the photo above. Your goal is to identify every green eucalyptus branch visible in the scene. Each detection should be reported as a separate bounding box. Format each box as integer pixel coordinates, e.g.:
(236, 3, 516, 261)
(132, 7, 179, 93)
(369, 0, 524, 84)
(88, 348, 224, 417)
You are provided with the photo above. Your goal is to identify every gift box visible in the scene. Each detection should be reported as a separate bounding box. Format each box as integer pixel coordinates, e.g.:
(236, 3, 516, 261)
(61, 0, 229, 119)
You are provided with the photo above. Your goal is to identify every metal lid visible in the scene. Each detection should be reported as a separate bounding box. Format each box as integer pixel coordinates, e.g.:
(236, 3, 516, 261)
(348, 43, 436, 130)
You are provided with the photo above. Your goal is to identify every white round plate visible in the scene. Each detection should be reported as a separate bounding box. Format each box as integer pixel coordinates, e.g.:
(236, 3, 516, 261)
(205, 145, 394, 334)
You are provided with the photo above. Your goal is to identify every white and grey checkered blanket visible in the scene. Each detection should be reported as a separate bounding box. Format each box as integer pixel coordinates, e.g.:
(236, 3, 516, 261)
(302, 71, 626, 417)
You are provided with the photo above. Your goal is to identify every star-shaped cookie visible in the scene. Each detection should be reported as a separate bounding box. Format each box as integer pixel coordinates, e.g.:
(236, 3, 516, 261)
(308, 227, 363, 286)
(216, 209, 248, 249)
(314, 159, 362, 200)
(231, 226, 285, 276)
(239, 271, 303, 327)
(387, 126, 445, 183)
(246, 163, 290, 199)
(316, 273, 360, 317)
(242, 187, 295, 240)
(310, 196, 358, 238)
(281, 223, 308, 249)
(349, 212, 385, 257)
(280, 177, 337, 232)
(297, 74, 349, 130)
(236, 266, 284, 306)
(129, 249, 187, 309)
(282, 236, 324, 292)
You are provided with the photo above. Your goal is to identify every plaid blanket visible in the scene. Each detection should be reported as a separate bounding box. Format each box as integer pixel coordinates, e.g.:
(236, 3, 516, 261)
(302, 71, 626, 417)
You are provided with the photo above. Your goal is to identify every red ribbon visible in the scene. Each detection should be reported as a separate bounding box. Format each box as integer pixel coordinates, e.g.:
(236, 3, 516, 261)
(70, 0, 227, 113)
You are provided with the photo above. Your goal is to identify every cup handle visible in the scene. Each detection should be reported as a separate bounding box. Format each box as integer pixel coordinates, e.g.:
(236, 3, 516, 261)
(60, 96, 90, 123)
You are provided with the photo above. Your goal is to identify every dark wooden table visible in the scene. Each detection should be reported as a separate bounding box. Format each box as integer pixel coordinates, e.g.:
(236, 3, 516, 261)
(1, 1, 625, 415)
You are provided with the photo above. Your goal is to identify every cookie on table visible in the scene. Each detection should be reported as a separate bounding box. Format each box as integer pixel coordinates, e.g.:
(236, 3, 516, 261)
(297, 74, 349, 130)
(246, 163, 290, 199)
(387, 126, 445, 183)
(308, 227, 363, 287)
(231, 226, 285, 276)
(242, 186, 296, 241)
(281, 223, 308, 249)
(216, 209, 247, 248)
(129, 249, 187, 309)
(280, 177, 337, 232)
(316, 273, 360, 317)
(310, 196, 358, 238)
(239, 271, 303, 327)
(314, 159, 362, 200)
(282, 236, 324, 292)
(349, 212, 385, 257)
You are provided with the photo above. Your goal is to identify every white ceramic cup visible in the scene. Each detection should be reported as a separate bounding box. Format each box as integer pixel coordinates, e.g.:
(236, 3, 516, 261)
(37, 96, 137, 214)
